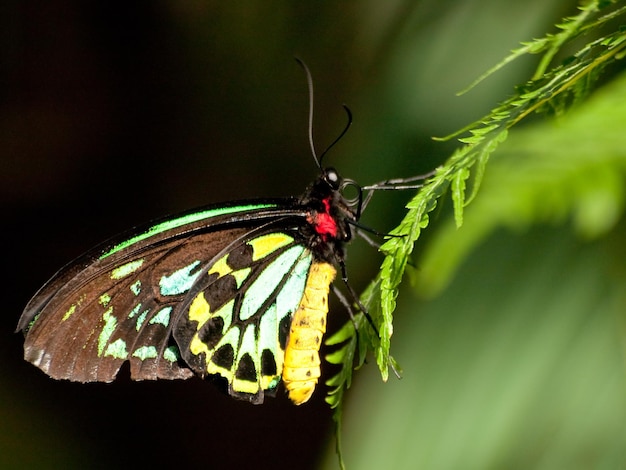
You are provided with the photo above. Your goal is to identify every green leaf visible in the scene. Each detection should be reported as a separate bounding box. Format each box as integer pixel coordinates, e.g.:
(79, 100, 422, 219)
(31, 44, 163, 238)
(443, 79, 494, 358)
(416, 70, 626, 297)
(452, 167, 470, 228)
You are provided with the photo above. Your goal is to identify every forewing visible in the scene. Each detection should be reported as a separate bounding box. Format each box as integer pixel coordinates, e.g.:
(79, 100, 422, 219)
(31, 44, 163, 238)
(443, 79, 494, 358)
(19, 202, 306, 384)
(22, 227, 255, 382)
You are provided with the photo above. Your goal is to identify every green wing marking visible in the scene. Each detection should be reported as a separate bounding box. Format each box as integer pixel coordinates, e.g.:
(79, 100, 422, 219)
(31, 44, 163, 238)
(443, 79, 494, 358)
(100, 203, 275, 259)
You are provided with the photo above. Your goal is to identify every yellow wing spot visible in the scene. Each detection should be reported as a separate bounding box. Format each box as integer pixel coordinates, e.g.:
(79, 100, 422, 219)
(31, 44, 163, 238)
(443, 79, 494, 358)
(208, 255, 232, 278)
(188, 292, 211, 325)
(283, 262, 336, 405)
(232, 377, 260, 395)
(189, 335, 209, 357)
(248, 233, 294, 261)
(206, 361, 233, 381)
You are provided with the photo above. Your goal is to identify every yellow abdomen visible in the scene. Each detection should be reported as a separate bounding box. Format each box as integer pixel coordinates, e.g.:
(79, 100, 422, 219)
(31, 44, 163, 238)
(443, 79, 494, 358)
(283, 262, 336, 405)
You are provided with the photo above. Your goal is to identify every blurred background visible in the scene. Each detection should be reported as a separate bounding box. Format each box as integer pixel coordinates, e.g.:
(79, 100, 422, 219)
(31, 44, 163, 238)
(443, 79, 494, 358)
(3, 1, 625, 469)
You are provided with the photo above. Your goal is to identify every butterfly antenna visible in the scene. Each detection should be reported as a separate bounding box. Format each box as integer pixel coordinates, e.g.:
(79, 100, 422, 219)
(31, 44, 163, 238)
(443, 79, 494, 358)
(318, 105, 352, 167)
(296, 58, 353, 170)
(295, 57, 321, 170)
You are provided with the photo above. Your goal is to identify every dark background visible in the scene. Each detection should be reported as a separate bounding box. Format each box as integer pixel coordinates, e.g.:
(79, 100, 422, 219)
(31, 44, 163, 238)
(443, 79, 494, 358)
(3, 2, 608, 469)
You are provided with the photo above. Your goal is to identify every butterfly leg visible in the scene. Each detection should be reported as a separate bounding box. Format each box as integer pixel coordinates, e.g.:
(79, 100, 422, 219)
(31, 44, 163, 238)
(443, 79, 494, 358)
(337, 260, 379, 337)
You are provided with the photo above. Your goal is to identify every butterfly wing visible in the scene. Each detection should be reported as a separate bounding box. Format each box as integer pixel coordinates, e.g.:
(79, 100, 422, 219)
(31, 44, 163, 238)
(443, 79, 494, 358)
(174, 231, 314, 402)
(19, 201, 312, 402)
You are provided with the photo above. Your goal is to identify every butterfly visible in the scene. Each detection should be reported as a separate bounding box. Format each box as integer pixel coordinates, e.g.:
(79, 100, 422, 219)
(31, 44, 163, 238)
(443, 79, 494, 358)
(17, 62, 427, 405)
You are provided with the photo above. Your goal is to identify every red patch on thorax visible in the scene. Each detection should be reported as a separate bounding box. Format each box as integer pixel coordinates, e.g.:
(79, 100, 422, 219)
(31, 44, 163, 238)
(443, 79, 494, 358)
(310, 198, 337, 240)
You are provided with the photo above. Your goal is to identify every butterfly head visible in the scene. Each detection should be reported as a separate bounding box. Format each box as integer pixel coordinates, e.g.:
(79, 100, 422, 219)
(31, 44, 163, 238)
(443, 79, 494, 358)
(298, 167, 363, 265)
(322, 166, 363, 217)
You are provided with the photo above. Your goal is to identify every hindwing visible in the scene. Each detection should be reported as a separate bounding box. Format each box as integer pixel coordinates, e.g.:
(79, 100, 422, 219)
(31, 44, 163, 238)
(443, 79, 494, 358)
(174, 232, 313, 403)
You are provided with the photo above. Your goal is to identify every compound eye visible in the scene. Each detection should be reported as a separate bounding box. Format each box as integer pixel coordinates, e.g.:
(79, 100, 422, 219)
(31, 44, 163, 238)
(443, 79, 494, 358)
(324, 167, 341, 189)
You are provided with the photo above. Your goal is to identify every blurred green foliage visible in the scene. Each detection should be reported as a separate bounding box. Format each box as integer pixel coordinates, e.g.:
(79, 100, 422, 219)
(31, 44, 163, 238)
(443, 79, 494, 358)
(329, 224, 626, 469)
(322, 1, 626, 468)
